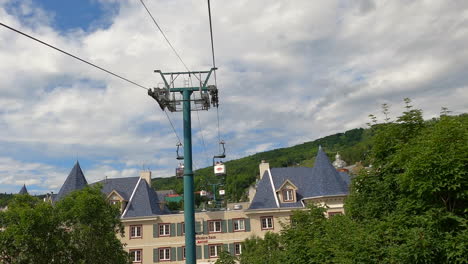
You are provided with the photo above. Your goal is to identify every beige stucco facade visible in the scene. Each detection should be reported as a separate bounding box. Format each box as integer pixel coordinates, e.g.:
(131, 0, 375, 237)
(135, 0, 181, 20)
(120, 200, 344, 263)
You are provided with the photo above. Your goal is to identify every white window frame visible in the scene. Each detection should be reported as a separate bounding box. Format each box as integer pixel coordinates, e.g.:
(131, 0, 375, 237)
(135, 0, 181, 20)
(159, 248, 171, 261)
(261, 216, 274, 230)
(159, 223, 170, 237)
(208, 220, 222, 233)
(234, 243, 242, 255)
(209, 244, 222, 258)
(130, 249, 142, 263)
(130, 225, 142, 239)
(283, 189, 294, 202)
(233, 218, 245, 231)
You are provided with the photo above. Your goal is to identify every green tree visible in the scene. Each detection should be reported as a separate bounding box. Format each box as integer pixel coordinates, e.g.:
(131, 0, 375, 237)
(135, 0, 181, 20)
(0, 195, 68, 263)
(239, 102, 467, 264)
(240, 233, 284, 264)
(0, 186, 130, 264)
(215, 249, 237, 264)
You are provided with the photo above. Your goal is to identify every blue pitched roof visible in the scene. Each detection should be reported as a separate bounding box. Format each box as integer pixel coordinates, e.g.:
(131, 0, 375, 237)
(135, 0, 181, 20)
(250, 171, 279, 209)
(122, 179, 169, 218)
(19, 184, 28, 195)
(55, 161, 88, 201)
(94, 177, 140, 201)
(249, 147, 350, 210)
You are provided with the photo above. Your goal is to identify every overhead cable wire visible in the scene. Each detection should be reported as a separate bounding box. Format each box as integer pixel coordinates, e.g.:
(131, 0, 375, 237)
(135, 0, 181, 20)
(163, 109, 182, 144)
(207, 0, 222, 149)
(189, 76, 210, 165)
(207, 0, 217, 85)
(0, 22, 149, 91)
(138, 0, 200, 82)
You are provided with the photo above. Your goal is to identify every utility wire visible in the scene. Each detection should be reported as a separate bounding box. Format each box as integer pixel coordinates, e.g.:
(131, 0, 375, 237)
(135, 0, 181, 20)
(138, 0, 200, 82)
(0, 22, 149, 91)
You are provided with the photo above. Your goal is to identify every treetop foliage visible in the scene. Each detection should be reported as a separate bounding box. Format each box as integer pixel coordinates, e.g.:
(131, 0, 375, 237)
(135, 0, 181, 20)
(0, 185, 130, 264)
(240, 101, 468, 264)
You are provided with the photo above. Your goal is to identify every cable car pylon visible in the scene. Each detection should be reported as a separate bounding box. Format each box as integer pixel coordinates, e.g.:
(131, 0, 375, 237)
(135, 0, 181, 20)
(148, 67, 218, 264)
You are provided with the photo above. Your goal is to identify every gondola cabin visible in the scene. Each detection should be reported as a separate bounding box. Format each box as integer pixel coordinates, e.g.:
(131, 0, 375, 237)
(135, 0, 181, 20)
(176, 164, 184, 178)
(219, 189, 225, 196)
(200, 190, 207, 197)
(214, 161, 226, 176)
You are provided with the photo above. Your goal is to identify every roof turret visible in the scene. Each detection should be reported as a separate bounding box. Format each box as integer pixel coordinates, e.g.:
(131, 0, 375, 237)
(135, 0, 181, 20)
(55, 161, 88, 201)
(19, 184, 28, 195)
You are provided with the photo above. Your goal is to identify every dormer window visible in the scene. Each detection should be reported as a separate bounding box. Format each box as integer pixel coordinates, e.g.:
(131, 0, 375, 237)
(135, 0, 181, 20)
(283, 189, 294, 202)
(277, 179, 297, 203)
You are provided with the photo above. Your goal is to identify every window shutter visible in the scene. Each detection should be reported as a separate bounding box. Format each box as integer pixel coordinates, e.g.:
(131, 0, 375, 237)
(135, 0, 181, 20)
(177, 223, 182, 236)
(196, 246, 202, 259)
(245, 218, 251, 232)
(195, 221, 201, 234)
(221, 220, 227, 233)
(227, 219, 233, 232)
(153, 248, 159, 262)
(222, 244, 228, 252)
(171, 247, 176, 261)
(153, 224, 159, 238)
(203, 245, 209, 259)
(229, 243, 235, 255)
(203, 220, 208, 235)
(170, 223, 176, 237)
(177, 247, 183, 261)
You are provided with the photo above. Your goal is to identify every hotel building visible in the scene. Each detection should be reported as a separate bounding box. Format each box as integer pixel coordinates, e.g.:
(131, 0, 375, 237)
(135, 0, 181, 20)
(51, 147, 350, 263)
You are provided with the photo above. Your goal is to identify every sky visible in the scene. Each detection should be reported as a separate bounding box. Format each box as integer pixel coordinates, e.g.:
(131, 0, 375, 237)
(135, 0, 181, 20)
(0, 0, 467, 194)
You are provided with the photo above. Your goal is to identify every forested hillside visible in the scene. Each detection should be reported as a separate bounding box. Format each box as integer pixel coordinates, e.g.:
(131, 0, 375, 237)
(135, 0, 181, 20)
(152, 126, 373, 202)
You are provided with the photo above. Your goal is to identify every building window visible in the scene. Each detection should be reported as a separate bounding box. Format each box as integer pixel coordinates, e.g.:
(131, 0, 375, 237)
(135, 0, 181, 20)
(110, 199, 120, 206)
(234, 243, 242, 255)
(130, 225, 142, 239)
(282, 189, 294, 202)
(209, 244, 222, 258)
(233, 218, 245, 231)
(159, 248, 171, 261)
(208, 220, 222, 233)
(159, 223, 170, 237)
(328, 211, 343, 217)
(261, 216, 274, 230)
(182, 246, 186, 260)
(181, 222, 185, 235)
(129, 249, 142, 263)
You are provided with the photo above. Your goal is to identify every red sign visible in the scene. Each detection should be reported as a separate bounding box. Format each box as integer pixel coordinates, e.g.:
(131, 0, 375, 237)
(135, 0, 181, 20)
(196, 235, 216, 244)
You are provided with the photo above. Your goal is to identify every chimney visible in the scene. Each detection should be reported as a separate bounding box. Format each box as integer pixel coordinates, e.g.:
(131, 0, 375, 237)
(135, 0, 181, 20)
(140, 170, 152, 185)
(259, 160, 270, 180)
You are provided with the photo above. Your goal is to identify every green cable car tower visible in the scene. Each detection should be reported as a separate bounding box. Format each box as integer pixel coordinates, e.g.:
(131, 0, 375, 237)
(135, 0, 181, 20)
(148, 68, 218, 264)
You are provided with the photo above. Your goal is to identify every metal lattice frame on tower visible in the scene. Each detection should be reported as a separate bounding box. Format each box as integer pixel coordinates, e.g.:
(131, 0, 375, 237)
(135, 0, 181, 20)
(148, 67, 218, 264)
(148, 68, 219, 112)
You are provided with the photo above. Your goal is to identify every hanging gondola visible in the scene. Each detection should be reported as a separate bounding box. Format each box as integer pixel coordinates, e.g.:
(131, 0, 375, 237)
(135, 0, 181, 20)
(175, 163, 184, 178)
(174, 142, 184, 178)
(213, 141, 226, 176)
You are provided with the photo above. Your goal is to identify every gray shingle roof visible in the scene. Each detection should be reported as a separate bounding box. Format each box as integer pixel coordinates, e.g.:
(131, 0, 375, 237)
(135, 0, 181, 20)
(94, 177, 140, 201)
(19, 184, 28, 195)
(249, 171, 279, 209)
(248, 147, 350, 210)
(55, 161, 88, 201)
(123, 179, 169, 218)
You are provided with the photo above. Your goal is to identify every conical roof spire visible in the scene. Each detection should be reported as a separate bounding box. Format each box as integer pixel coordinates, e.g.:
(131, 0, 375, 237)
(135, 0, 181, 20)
(314, 146, 332, 168)
(56, 161, 88, 201)
(19, 184, 28, 195)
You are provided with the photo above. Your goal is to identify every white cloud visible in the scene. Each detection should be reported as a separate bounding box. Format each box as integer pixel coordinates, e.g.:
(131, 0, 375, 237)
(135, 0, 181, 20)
(0, 0, 467, 193)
